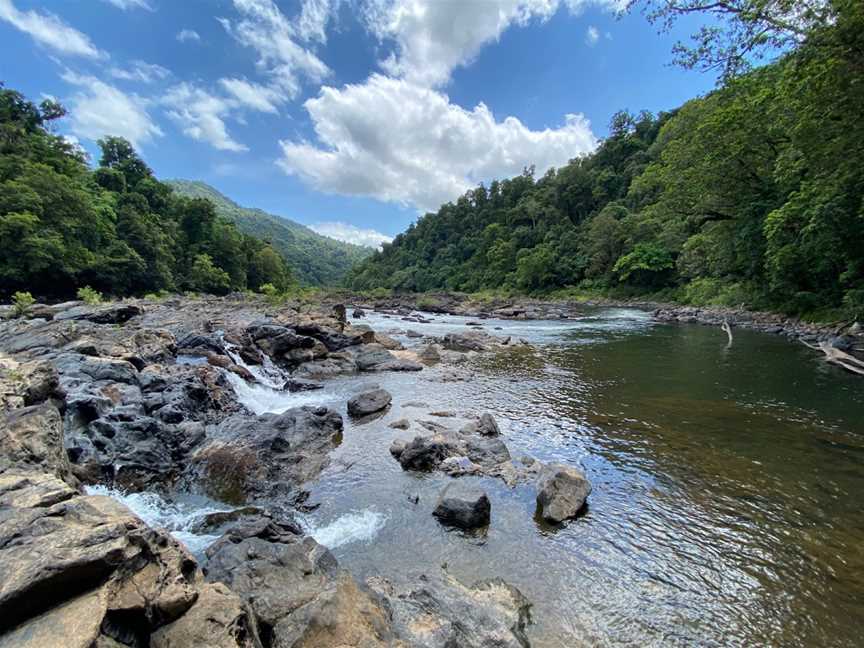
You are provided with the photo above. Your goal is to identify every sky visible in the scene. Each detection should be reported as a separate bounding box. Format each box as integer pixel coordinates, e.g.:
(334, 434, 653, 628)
(0, 0, 716, 247)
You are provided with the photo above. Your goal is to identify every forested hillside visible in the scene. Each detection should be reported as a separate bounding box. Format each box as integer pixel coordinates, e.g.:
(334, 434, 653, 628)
(350, 1, 864, 317)
(0, 87, 293, 299)
(169, 180, 371, 286)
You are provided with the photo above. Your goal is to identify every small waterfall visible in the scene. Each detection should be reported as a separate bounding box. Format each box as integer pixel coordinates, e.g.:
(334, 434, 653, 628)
(303, 509, 388, 550)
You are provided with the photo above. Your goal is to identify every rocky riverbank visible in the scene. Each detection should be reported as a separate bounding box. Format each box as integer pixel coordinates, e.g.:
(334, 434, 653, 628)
(0, 294, 593, 647)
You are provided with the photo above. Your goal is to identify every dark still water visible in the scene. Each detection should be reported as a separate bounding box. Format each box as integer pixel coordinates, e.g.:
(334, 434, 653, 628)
(110, 307, 864, 647)
(299, 309, 864, 648)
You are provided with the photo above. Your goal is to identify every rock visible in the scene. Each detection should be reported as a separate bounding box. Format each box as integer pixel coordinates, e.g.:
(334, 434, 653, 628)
(0, 357, 62, 410)
(442, 332, 490, 352)
(352, 308, 366, 319)
(536, 463, 592, 523)
(418, 344, 441, 363)
(1, 403, 78, 488)
(283, 378, 325, 392)
(367, 574, 532, 648)
(292, 355, 357, 377)
(388, 418, 410, 430)
(395, 435, 457, 471)
(374, 333, 404, 350)
(294, 323, 368, 352)
(189, 406, 343, 503)
(54, 303, 144, 324)
(433, 484, 491, 529)
(440, 455, 482, 477)
(347, 389, 392, 417)
(247, 324, 316, 359)
(0, 472, 200, 639)
(349, 344, 423, 372)
(205, 520, 393, 648)
(151, 583, 260, 648)
(405, 330, 423, 338)
(461, 413, 500, 437)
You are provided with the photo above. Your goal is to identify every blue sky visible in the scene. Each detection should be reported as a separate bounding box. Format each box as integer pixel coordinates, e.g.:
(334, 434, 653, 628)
(0, 0, 715, 247)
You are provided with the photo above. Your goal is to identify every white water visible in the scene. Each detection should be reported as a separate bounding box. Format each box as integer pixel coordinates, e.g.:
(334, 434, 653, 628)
(303, 509, 388, 550)
(224, 371, 334, 415)
(86, 485, 227, 555)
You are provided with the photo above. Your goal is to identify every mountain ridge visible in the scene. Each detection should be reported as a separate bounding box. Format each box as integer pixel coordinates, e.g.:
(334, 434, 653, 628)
(168, 179, 372, 286)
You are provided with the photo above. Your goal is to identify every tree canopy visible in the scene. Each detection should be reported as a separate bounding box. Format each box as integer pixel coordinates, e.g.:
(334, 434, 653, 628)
(349, 0, 864, 317)
(0, 87, 294, 300)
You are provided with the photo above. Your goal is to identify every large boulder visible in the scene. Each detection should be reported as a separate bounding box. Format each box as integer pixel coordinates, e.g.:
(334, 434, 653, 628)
(205, 518, 393, 648)
(349, 344, 423, 372)
(189, 406, 343, 504)
(367, 574, 532, 648)
(347, 389, 392, 417)
(433, 484, 491, 529)
(535, 463, 591, 523)
(461, 413, 501, 437)
(0, 357, 62, 410)
(0, 472, 200, 640)
(0, 403, 77, 487)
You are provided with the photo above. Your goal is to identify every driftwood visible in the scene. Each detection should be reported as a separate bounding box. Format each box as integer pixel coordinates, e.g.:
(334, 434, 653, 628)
(802, 339, 864, 376)
(721, 319, 733, 348)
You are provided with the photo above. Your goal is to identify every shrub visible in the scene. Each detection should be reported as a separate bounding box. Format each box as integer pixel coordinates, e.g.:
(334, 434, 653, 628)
(76, 286, 103, 305)
(12, 291, 35, 317)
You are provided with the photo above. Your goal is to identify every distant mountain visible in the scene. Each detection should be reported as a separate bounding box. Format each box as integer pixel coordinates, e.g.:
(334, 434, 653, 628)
(168, 180, 372, 286)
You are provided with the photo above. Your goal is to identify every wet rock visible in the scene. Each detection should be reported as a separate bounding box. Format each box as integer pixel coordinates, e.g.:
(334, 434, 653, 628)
(189, 406, 343, 504)
(388, 418, 410, 430)
(367, 574, 532, 648)
(283, 378, 324, 392)
(405, 330, 423, 338)
(294, 323, 368, 352)
(374, 333, 404, 350)
(442, 332, 491, 352)
(392, 435, 457, 471)
(292, 355, 357, 378)
(352, 308, 366, 319)
(247, 324, 316, 359)
(536, 463, 591, 523)
(461, 413, 501, 437)
(347, 389, 392, 417)
(440, 455, 482, 477)
(433, 484, 491, 529)
(349, 344, 423, 372)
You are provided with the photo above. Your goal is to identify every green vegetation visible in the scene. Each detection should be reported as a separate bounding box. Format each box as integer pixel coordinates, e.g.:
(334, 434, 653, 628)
(0, 87, 293, 300)
(76, 286, 103, 305)
(11, 291, 34, 317)
(350, 0, 864, 318)
(168, 180, 372, 286)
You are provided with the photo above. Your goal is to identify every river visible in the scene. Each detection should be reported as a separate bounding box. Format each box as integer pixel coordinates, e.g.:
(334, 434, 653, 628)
(97, 307, 864, 647)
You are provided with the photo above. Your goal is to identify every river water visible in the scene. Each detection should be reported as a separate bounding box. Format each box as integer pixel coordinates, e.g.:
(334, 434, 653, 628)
(101, 307, 864, 647)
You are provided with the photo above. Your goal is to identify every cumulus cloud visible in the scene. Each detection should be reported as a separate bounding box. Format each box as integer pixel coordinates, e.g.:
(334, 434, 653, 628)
(219, 0, 331, 100)
(362, 0, 626, 87)
(163, 83, 247, 152)
(109, 60, 171, 83)
(219, 77, 282, 114)
(277, 74, 597, 212)
(0, 0, 105, 59)
(310, 221, 393, 248)
(100, 0, 153, 11)
(585, 25, 599, 46)
(60, 71, 163, 147)
(176, 28, 200, 43)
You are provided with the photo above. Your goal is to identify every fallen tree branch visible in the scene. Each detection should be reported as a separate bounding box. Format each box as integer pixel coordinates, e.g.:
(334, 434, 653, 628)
(802, 339, 864, 376)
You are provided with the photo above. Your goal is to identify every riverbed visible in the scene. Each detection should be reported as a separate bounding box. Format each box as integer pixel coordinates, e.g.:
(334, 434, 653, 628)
(105, 307, 864, 647)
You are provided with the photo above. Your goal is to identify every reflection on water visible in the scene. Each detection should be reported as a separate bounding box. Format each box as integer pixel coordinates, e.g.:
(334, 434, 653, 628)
(116, 307, 864, 647)
(303, 308, 864, 647)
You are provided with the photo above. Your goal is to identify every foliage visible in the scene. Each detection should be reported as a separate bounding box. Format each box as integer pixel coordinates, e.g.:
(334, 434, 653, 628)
(76, 286, 103, 305)
(0, 88, 294, 300)
(11, 291, 34, 317)
(350, 2, 864, 317)
(167, 180, 372, 286)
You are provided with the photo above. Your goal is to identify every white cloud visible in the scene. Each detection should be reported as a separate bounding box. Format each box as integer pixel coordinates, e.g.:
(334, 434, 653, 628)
(219, 0, 331, 100)
(109, 60, 171, 84)
(296, 0, 341, 43)
(176, 28, 200, 43)
(277, 74, 597, 212)
(0, 0, 105, 59)
(362, 0, 625, 87)
(219, 77, 282, 114)
(60, 71, 163, 147)
(310, 221, 393, 249)
(163, 83, 247, 152)
(585, 25, 599, 46)
(100, 0, 153, 11)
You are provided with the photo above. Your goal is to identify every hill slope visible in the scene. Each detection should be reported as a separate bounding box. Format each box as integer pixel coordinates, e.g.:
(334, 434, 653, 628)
(348, 14, 864, 317)
(169, 180, 371, 286)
